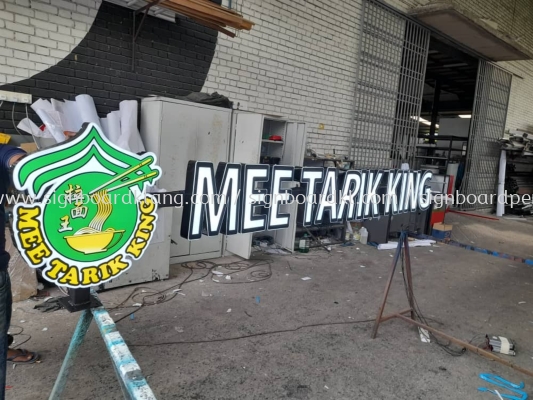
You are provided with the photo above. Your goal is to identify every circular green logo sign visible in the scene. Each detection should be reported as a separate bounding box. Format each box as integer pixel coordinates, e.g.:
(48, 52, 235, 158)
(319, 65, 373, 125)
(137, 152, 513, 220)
(12, 124, 161, 288)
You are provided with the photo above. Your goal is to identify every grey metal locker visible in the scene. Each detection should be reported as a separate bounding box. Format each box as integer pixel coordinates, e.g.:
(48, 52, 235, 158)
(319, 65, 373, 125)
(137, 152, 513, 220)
(140, 97, 232, 264)
(103, 207, 173, 289)
(225, 112, 307, 259)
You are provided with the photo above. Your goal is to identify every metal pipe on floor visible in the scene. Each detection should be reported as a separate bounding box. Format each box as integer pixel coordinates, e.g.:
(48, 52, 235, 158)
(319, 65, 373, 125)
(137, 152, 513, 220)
(393, 313, 533, 379)
(447, 209, 499, 221)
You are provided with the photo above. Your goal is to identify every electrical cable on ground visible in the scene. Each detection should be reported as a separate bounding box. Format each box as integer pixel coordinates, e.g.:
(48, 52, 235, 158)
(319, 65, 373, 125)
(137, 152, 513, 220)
(129, 318, 376, 347)
(108, 258, 273, 323)
(8, 325, 31, 349)
(108, 242, 482, 357)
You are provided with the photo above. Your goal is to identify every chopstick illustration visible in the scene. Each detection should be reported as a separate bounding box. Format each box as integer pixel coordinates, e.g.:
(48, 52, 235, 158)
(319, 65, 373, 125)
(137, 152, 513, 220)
(98, 172, 158, 194)
(89, 157, 157, 196)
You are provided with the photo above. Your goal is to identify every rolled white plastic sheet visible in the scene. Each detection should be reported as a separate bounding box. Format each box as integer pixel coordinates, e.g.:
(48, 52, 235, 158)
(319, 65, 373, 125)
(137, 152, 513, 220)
(17, 118, 51, 138)
(99, 117, 109, 138)
(75, 94, 100, 126)
(32, 109, 65, 143)
(50, 98, 63, 113)
(31, 98, 54, 113)
(62, 100, 83, 132)
(107, 111, 122, 146)
(118, 100, 145, 153)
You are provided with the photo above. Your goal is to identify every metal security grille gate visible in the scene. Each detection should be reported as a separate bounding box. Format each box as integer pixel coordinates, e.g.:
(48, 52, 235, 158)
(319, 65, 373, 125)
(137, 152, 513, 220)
(460, 61, 512, 210)
(350, 0, 430, 169)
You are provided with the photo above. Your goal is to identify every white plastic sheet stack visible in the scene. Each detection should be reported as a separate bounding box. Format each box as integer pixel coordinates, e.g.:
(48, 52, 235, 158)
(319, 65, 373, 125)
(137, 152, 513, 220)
(17, 94, 145, 153)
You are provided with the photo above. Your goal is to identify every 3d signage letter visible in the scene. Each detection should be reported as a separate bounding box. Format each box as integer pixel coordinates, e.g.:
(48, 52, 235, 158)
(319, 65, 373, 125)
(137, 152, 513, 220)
(181, 162, 433, 240)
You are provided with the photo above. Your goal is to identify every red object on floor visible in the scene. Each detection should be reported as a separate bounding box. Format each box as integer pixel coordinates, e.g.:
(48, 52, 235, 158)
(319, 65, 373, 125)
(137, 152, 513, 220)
(430, 210, 445, 226)
(447, 209, 499, 221)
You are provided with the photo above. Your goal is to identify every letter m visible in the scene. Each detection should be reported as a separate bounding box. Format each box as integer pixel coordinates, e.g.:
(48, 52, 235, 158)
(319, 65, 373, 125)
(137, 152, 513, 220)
(181, 162, 242, 240)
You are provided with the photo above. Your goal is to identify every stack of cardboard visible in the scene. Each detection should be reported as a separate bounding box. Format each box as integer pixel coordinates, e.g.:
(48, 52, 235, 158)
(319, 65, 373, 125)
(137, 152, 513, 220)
(432, 223, 452, 240)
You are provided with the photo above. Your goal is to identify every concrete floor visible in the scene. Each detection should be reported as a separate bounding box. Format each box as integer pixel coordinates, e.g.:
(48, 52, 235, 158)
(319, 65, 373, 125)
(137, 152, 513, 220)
(446, 211, 533, 259)
(5, 238, 533, 399)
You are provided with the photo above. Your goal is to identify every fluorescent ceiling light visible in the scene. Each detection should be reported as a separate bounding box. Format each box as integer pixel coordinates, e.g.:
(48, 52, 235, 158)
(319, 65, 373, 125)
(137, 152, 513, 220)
(458, 114, 471, 118)
(411, 116, 438, 128)
(411, 116, 430, 125)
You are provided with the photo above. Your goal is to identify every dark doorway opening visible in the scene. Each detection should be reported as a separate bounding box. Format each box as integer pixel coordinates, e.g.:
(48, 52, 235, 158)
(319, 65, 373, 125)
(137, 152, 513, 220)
(416, 36, 479, 193)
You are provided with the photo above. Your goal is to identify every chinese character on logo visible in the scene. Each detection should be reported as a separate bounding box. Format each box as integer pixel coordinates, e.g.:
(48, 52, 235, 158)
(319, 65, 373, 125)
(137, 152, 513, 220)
(58, 215, 73, 232)
(64, 184, 87, 219)
(64, 184, 85, 206)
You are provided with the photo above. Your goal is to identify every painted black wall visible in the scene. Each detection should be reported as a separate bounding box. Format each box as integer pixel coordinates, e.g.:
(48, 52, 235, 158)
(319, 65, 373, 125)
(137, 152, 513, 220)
(0, 1, 219, 135)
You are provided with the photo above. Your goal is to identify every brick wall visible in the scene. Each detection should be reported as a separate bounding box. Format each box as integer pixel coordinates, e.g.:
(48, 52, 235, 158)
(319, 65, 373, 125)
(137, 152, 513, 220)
(202, 0, 364, 157)
(0, 1, 218, 135)
(498, 60, 533, 132)
(2, 0, 533, 147)
(0, 0, 100, 85)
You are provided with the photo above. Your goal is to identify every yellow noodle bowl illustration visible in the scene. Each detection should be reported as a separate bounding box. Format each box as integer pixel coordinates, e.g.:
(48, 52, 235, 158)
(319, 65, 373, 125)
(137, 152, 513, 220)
(64, 189, 124, 254)
(64, 228, 125, 254)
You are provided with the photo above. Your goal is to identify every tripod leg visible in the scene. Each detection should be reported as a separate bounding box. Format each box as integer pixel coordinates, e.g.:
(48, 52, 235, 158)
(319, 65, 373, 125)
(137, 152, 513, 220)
(49, 309, 93, 399)
(371, 233, 404, 339)
(403, 232, 415, 320)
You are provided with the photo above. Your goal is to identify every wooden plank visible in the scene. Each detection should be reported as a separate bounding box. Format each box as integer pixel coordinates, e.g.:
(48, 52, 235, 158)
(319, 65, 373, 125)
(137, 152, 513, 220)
(158, 1, 236, 36)
(166, 0, 253, 29)
(161, 2, 230, 27)
(169, 6, 249, 33)
(160, 1, 234, 26)
(188, 0, 242, 16)
(149, 0, 252, 32)
(187, 15, 236, 37)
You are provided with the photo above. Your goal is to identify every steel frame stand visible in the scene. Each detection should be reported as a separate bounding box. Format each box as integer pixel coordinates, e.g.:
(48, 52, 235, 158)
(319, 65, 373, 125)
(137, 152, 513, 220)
(371, 230, 414, 339)
(370, 231, 533, 379)
(49, 291, 156, 400)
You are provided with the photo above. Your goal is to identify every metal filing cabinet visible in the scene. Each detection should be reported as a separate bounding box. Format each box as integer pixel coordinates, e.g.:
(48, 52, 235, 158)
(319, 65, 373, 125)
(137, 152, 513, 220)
(224, 112, 307, 259)
(103, 207, 173, 289)
(140, 97, 232, 264)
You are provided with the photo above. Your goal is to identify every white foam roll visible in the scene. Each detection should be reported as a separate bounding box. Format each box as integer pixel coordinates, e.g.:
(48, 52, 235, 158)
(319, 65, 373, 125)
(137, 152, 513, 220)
(118, 100, 145, 153)
(75, 94, 100, 125)
(107, 111, 122, 146)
